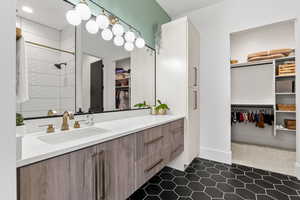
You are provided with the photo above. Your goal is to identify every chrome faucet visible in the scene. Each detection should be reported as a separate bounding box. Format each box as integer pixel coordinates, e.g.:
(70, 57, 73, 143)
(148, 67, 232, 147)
(61, 111, 74, 131)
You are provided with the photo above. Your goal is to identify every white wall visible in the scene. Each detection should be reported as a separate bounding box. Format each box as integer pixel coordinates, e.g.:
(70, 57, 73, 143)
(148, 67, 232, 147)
(0, 0, 16, 199)
(179, 0, 300, 178)
(231, 21, 295, 63)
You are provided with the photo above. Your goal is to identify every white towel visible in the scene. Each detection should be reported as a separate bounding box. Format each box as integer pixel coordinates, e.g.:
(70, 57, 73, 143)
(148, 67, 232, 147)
(16, 36, 29, 103)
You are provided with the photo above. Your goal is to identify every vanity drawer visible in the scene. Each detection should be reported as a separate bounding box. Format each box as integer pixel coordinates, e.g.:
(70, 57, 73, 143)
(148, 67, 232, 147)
(136, 126, 165, 160)
(136, 150, 168, 188)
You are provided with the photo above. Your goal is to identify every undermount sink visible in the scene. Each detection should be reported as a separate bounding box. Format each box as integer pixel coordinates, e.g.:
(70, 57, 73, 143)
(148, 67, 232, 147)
(38, 127, 109, 144)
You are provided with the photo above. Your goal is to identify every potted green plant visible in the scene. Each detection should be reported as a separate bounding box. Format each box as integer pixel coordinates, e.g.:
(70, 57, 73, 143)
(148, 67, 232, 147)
(134, 101, 150, 109)
(16, 113, 26, 135)
(155, 100, 170, 115)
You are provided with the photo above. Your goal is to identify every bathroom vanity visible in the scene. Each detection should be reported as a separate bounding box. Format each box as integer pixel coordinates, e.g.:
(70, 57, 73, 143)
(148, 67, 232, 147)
(17, 116, 184, 200)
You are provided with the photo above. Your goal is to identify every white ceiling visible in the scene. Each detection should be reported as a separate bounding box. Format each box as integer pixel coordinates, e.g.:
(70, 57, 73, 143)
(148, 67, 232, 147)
(156, 0, 224, 18)
(17, 0, 74, 30)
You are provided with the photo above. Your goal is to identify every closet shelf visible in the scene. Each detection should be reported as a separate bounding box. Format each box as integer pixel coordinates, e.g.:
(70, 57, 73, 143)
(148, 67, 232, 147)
(231, 104, 274, 108)
(275, 93, 296, 95)
(276, 110, 296, 113)
(231, 56, 296, 68)
(275, 74, 296, 79)
(276, 128, 296, 133)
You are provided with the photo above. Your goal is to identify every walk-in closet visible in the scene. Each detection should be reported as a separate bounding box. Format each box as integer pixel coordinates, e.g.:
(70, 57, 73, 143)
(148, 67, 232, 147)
(230, 20, 297, 176)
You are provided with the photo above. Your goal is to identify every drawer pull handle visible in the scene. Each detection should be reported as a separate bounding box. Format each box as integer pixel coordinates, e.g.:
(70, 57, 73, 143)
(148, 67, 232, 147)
(144, 136, 164, 146)
(172, 145, 184, 155)
(145, 159, 164, 173)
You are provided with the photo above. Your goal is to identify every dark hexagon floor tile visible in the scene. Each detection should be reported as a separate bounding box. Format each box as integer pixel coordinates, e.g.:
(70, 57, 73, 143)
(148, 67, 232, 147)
(289, 176, 300, 184)
(236, 188, 256, 200)
(200, 178, 217, 187)
(160, 180, 176, 190)
(237, 165, 253, 172)
(290, 196, 300, 200)
(224, 193, 243, 200)
(191, 192, 211, 200)
(129, 189, 147, 200)
(178, 197, 192, 200)
(253, 168, 270, 176)
(207, 168, 220, 174)
(148, 176, 162, 184)
(211, 175, 226, 182)
(217, 182, 234, 193)
(192, 164, 206, 171)
(185, 173, 200, 181)
(144, 196, 160, 200)
(174, 186, 192, 196)
(162, 167, 174, 173)
(204, 187, 223, 198)
(172, 169, 186, 177)
(159, 190, 179, 200)
(246, 183, 266, 194)
(275, 184, 298, 195)
(173, 177, 189, 186)
(266, 189, 289, 200)
(185, 167, 196, 174)
(187, 182, 205, 191)
(160, 172, 175, 181)
(221, 171, 236, 179)
(197, 170, 210, 177)
(202, 161, 215, 168)
(255, 180, 275, 189)
(245, 171, 262, 179)
(145, 184, 162, 195)
(257, 195, 275, 200)
(263, 176, 282, 184)
(227, 179, 244, 188)
(282, 180, 300, 190)
(215, 164, 228, 171)
(237, 175, 254, 183)
(270, 172, 289, 180)
(230, 168, 244, 175)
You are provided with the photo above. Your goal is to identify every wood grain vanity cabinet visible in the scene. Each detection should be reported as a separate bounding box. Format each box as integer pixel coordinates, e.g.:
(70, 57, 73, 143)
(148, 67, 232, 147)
(18, 119, 184, 200)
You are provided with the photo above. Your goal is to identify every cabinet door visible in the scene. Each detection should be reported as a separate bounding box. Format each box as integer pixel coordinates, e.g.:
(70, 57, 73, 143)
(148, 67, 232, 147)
(70, 146, 98, 200)
(18, 154, 70, 200)
(102, 134, 136, 200)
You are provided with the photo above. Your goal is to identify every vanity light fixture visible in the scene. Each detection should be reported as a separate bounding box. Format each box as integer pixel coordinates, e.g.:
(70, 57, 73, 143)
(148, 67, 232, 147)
(124, 31, 136, 43)
(66, 0, 147, 49)
(101, 28, 113, 41)
(75, 0, 91, 21)
(86, 19, 99, 34)
(22, 6, 33, 14)
(124, 42, 134, 52)
(112, 23, 125, 36)
(114, 36, 125, 46)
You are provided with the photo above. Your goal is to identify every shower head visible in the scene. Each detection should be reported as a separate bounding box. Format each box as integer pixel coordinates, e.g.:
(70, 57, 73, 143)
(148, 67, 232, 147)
(54, 62, 67, 69)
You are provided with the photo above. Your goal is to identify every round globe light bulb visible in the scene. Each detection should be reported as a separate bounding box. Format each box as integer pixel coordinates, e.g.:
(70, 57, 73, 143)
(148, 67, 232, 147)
(66, 10, 82, 26)
(96, 14, 110, 29)
(86, 20, 99, 34)
(135, 37, 145, 48)
(114, 36, 125, 46)
(112, 24, 124, 36)
(124, 31, 136, 42)
(101, 29, 113, 41)
(75, 2, 91, 20)
(124, 42, 134, 51)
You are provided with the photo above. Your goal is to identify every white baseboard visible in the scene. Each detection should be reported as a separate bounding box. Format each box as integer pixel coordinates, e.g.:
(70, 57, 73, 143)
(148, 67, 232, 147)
(296, 162, 300, 179)
(199, 147, 232, 165)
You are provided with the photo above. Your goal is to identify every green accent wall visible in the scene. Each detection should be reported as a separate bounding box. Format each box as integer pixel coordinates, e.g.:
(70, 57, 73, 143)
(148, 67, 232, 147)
(68, 0, 170, 48)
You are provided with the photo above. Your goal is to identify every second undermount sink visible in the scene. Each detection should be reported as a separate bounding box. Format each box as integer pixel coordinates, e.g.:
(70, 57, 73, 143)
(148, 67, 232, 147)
(38, 127, 109, 145)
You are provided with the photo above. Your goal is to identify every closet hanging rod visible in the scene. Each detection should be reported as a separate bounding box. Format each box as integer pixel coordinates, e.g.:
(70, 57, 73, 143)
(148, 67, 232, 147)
(25, 41, 75, 55)
(231, 104, 274, 108)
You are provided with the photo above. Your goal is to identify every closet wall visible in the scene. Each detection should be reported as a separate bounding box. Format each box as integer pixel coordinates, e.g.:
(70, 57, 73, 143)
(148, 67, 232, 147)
(230, 20, 296, 151)
(231, 21, 295, 63)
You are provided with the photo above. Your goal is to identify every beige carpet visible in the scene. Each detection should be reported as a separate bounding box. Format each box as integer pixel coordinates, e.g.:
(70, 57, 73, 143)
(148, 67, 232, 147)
(232, 142, 296, 176)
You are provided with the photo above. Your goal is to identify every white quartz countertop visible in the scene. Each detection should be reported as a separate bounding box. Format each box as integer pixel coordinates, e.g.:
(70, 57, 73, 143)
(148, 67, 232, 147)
(17, 114, 184, 168)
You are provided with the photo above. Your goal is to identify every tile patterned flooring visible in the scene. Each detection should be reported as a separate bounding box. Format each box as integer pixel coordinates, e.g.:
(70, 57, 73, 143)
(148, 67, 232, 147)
(128, 158, 300, 200)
